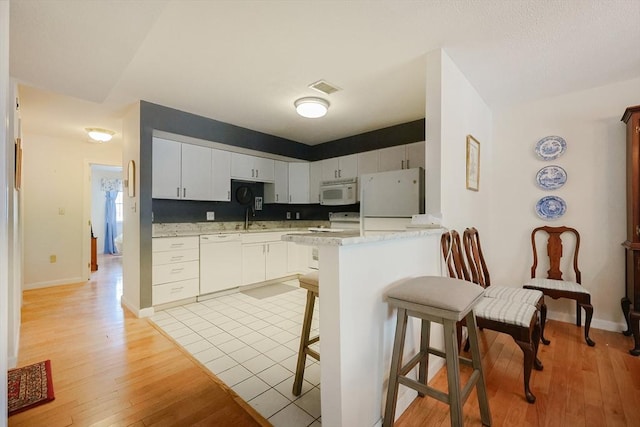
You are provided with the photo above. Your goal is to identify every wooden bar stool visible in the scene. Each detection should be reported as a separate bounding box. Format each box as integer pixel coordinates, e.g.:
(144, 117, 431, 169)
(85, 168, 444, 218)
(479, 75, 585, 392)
(383, 276, 492, 427)
(292, 270, 320, 396)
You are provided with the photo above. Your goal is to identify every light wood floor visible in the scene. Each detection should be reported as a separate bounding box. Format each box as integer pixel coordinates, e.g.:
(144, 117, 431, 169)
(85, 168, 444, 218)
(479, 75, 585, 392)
(10, 255, 640, 426)
(395, 318, 640, 427)
(9, 255, 270, 427)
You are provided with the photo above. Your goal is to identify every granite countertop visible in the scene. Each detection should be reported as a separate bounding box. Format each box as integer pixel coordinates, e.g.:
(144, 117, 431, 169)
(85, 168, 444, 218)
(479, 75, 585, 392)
(281, 227, 444, 247)
(152, 221, 330, 237)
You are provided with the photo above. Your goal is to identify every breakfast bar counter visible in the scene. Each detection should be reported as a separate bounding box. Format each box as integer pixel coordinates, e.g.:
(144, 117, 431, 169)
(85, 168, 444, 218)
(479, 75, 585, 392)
(282, 228, 444, 427)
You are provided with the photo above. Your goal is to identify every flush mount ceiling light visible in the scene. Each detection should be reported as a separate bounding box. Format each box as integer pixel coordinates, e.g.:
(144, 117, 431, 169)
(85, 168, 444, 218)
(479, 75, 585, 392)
(85, 127, 115, 143)
(294, 97, 329, 119)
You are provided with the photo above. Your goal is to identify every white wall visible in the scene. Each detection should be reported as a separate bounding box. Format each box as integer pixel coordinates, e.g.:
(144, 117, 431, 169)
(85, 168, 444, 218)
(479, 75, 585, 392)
(427, 49, 493, 232)
(0, 2, 10, 424)
(121, 104, 144, 315)
(22, 134, 121, 288)
(489, 77, 640, 330)
(91, 167, 123, 254)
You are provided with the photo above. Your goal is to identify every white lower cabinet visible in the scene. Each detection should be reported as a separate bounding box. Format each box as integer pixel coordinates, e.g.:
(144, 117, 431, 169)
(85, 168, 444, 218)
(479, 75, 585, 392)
(241, 232, 289, 285)
(152, 236, 200, 305)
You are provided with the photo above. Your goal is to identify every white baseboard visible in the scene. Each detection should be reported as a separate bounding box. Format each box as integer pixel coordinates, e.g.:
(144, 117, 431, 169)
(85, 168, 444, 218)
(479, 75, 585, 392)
(120, 296, 154, 318)
(545, 311, 627, 333)
(24, 276, 85, 290)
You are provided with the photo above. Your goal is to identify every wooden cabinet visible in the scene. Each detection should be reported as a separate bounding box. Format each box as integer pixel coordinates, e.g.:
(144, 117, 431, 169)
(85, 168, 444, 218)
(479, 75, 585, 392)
(322, 154, 358, 181)
(231, 153, 275, 183)
(152, 236, 199, 305)
(264, 160, 289, 203)
(621, 105, 640, 356)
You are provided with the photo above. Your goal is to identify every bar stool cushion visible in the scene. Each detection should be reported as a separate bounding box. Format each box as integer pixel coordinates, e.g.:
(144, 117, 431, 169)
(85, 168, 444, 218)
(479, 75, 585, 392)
(387, 276, 484, 318)
(484, 286, 544, 305)
(474, 297, 537, 328)
(299, 271, 319, 294)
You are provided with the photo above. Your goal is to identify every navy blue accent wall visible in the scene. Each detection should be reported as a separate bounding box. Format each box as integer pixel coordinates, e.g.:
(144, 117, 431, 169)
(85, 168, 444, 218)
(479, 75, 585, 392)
(153, 180, 359, 223)
(309, 119, 425, 161)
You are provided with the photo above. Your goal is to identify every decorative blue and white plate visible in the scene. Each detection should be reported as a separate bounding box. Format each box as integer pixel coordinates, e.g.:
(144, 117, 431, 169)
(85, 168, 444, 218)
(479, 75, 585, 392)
(535, 196, 566, 220)
(535, 136, 567, 160)
(536, 165, 567, 190)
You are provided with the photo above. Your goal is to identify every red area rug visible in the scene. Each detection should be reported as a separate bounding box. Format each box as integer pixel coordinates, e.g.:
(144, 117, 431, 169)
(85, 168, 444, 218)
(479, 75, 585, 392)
(8, 360, 55, 416)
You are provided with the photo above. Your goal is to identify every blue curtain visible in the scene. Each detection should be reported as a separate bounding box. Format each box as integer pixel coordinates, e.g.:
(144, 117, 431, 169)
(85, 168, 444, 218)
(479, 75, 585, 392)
(104, 190, 118, 254)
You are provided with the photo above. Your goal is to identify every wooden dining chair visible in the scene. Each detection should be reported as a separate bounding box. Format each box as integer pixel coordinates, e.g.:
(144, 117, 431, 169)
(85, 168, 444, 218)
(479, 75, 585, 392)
(524, 226, 595, 346)
(463, 227, 550, 345)
(441, 230, 543, 403)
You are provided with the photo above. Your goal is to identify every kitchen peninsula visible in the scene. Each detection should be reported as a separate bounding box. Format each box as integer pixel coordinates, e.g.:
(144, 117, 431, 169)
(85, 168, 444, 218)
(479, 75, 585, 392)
(282, 228, 444, 427)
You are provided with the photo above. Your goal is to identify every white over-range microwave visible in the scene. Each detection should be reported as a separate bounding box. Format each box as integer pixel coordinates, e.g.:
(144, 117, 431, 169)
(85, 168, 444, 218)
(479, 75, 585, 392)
(320, 178, 358, 205)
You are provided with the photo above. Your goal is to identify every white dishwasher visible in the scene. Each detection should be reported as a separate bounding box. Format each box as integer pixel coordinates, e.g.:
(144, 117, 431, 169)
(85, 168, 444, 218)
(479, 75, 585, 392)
(199, 234, 242, 295)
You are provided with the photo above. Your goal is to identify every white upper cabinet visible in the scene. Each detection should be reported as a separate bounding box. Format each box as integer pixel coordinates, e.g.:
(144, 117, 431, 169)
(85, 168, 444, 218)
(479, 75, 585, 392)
(152, 137, 182, 199)
(152, 138, 216, 201)
(378, 141, 426, 172)
(264, 160, 289, 203)
(231, 153, 275, 183)
(357, 150, 379, 177)
(322, 154, 358, 181)
(378, 145, 407, 172)
(309, 161, 322, 204)
(405, 141, 426, 170)
(289, 162, 310, 204)
(181, 143, 213, 200)
(211, 149, 231, 201)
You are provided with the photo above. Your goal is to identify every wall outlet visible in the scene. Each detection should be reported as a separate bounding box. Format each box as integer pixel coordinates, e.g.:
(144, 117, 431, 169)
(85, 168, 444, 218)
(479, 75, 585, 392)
(255, 196, 263, 211)
(295, 212, 300, 219)
(50, 255, 57, 263)
(286, 212, 291, 219)
(206, 211, 215, 221)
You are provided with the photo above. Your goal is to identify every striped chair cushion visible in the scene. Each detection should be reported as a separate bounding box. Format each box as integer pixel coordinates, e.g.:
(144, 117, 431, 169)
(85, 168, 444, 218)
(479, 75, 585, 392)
(474, 297, 536, 328)
(484, 286, 543, 305)
(524, 278, 589, 295)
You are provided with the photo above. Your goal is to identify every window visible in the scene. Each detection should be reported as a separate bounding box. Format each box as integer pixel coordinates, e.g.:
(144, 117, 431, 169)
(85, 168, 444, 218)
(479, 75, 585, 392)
(115, 191, 124, 222)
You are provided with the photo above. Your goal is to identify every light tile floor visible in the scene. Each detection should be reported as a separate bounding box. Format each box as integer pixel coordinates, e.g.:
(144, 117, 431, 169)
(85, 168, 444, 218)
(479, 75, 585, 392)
(150, 279, 321, 427)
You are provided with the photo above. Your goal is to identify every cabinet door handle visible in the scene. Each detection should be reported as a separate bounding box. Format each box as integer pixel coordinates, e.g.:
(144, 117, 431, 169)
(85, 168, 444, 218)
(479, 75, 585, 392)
(276, 194, 278, 201)
(183, 188, 186, 198)
(176, 187, 180, 197)
(170, 267, 184, 274)
(338, 169, 342, 178)
(401, 160, 404, 169)
(256, 169, 259, 178)
(228, 190, 230, 200)
(252, 168, 255, 177)
(334, 170, 337, 178)
(407, 159, 410, 169)
(169, 243, 184, 248)
(170, 255, 184, 261)
(170, 286, 184, 294)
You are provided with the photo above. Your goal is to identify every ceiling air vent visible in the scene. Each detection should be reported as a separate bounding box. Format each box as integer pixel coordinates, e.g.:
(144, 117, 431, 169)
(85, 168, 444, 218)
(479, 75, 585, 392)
(308, 80, 341, 95)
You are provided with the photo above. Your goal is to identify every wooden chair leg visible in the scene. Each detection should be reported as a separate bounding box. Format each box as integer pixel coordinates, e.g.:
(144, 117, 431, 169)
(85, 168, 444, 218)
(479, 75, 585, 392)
(539, 301, 550, 345)
(515, 338, 536, 403)
(443, 320, 464, 427)
(383, 308, 408, 427)
(418, 319, 430, 397)
(532, 320, 543, 371)
(581, 302, 596, 347)
(576, 300, 582, 327)
(293, 290, 316, 396)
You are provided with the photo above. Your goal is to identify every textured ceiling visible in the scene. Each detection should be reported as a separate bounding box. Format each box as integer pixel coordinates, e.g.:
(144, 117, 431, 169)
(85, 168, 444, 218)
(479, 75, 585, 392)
(9, 0, 640, 146)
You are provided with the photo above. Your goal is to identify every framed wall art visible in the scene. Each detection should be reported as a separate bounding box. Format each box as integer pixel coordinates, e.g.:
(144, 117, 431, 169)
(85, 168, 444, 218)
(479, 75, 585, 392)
(466, 134, 480, 191)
